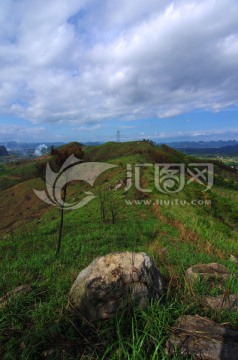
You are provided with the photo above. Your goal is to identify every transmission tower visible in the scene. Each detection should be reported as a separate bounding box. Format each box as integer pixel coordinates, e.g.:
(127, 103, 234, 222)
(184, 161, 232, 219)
(116, 130, 121, 142)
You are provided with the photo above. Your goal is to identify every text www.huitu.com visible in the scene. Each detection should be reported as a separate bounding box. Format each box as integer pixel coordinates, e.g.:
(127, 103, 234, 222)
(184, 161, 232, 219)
(125, 199, 212, 206)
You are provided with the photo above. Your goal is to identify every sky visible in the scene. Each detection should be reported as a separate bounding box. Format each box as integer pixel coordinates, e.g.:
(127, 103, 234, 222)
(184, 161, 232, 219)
(0, 0, 238, 143)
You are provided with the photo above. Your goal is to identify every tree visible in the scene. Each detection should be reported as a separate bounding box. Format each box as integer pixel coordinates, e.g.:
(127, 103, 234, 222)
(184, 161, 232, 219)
(142, 139, 156, 146)
(50, 143, 84, 256)
(97, 184, 117, 224)
(35, 161, 47, 180)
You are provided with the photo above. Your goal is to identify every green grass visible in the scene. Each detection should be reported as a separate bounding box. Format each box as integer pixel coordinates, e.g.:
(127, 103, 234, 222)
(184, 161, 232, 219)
(0, 159, 46, 191)
(0, 141, 238, 359)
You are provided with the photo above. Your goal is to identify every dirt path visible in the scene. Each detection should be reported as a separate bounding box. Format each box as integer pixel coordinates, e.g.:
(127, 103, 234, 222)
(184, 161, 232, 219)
(152, 203, 225, 259)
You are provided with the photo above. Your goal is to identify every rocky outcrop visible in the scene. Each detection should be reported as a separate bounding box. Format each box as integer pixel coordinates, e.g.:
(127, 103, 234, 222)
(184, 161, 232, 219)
(186, 263, 230, 285)
(203, 294, 238, 311)
(166, 315, 238, 360)
(68, 252, 165, 322)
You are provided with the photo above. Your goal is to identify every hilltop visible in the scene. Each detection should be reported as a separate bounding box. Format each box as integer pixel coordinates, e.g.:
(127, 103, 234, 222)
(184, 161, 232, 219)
(0, 141, 238, 358)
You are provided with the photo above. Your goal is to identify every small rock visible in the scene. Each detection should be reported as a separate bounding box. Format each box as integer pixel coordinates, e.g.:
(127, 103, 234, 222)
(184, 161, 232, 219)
(114, 183, 122, 190)
(186, 263, 230, 285)
(230, 255, 238, 263)
(68, 252, 165, 322)
(166, 315, 238, 360)
(0, 284, 32, 309)
(203, 294, 238, 311)
(114, 180, 125, 191)
(42, 349, 56, 358)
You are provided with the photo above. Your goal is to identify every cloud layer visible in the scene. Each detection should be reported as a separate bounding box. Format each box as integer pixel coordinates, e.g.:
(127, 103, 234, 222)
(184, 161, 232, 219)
(1, 0, 238, 127)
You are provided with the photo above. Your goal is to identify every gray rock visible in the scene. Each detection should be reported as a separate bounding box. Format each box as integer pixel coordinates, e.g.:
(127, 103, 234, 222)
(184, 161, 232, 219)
(166, 315, 238, 359)
(186, 263, 230, 284)
(68, 252, 165, 321)
(203, 294, 238, 311)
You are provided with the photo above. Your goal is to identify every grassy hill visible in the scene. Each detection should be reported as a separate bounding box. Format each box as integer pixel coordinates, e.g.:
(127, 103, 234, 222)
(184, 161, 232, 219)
(0, 141, 238, 359)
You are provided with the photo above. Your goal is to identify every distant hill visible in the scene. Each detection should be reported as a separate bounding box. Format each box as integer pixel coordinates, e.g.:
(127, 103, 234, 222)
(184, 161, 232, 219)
(0, 145, 9, 156)
(84, 141, 102, 146)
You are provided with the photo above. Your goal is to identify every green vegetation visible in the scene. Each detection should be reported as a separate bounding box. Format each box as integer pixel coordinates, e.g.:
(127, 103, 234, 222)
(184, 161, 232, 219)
(200, 155, 238, 168)
(0, 159, 46, 191)
(0, 141, 238, 359)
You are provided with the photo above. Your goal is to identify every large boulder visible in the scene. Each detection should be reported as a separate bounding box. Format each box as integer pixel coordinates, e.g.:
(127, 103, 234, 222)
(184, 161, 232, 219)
(68, 252, 165, 322)
(166, 315, 238, 359)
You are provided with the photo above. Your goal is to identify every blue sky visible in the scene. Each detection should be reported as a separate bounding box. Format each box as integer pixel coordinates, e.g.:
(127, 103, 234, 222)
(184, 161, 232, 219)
(0, 0, 238, 143)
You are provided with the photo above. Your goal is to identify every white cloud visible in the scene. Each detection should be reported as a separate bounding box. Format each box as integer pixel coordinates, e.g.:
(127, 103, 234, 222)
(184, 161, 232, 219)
(76, 124, 103, 131)
(139, 129, 238, 141)
(119, 125, 136, 129)
(0, 0, 238, 126)
(0, 124, 46, 141)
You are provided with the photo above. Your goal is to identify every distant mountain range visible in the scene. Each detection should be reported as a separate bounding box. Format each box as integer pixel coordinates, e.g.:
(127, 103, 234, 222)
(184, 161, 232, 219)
(2, 141, 65, 150)
(157, 140, 238, 156)
(3, 140, 238, 149)
(1, 141, 105, 150)
(175, 144, 238, 156)
(159, 140, 238, 149)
